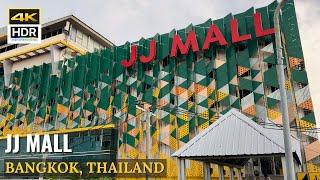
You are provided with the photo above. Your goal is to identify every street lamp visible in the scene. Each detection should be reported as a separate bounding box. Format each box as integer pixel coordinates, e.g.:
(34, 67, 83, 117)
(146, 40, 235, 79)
(274, 0, 296, 179)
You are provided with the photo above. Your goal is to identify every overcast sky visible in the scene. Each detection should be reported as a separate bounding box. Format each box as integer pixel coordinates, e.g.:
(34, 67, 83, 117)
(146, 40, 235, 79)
(1, 0, 319, 129)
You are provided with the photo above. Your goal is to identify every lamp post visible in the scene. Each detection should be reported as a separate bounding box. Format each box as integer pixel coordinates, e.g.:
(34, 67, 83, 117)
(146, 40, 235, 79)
(274, 0, 296, 179)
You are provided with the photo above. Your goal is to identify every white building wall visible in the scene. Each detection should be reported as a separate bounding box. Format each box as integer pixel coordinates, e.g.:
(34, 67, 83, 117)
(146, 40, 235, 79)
(11, 53, 51, 72)
(69, 26, 103, 53)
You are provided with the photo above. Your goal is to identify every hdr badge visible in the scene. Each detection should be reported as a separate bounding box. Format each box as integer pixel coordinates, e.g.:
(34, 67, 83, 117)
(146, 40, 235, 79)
(7, 9, 41, 44)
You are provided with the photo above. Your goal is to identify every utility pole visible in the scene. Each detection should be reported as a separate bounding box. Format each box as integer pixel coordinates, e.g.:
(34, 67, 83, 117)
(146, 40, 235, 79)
(145, 109, 151, 162)
(136, 105, 155, 180)
(274, 0, 296, 179)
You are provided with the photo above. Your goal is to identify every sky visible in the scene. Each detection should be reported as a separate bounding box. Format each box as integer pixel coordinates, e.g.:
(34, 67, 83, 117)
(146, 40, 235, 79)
(0, 0, 319, 130)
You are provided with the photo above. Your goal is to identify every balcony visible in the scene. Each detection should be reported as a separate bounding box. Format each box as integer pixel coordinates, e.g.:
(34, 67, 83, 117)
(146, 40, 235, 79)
(0, 33, 86, 62)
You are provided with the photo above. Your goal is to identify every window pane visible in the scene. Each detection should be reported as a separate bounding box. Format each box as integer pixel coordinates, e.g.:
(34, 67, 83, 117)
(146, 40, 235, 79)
(70, 27, 76, 41)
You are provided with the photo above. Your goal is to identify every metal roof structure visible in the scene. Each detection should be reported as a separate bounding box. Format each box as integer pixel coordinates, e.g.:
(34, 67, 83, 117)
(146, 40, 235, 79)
(42, 15, 114, 48)
(172, 109, 301, 165)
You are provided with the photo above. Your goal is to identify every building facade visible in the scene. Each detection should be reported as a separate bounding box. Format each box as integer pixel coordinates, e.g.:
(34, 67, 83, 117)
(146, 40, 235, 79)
(0, 15, 117, 177)
(0, 15, 113, 85)
(0, 0, 318, 178)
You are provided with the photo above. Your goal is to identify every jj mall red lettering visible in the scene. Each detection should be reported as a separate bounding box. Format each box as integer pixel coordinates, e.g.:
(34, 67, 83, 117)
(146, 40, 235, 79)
(121, 12, 274, 68)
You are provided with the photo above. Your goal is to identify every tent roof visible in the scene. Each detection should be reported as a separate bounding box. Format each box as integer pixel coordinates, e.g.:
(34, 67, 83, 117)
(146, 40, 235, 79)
(172, 109, 300, 161)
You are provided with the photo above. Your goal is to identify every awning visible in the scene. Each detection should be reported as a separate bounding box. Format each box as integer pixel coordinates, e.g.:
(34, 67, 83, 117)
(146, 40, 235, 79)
(172, 109, 301, 166)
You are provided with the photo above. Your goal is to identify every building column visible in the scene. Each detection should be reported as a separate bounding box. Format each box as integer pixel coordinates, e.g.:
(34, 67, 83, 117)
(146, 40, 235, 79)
(3, 60, 13, 87)
(237, 168, 242, 180)
(203, 162, 211, 180)
(50, 45, 60, 75)
(229, 167, 234, 180)
(272, 157, 277, 176)
(178, 159, 186, 180)
(218, 165, 225, 180)
(281, 157, 287, 180)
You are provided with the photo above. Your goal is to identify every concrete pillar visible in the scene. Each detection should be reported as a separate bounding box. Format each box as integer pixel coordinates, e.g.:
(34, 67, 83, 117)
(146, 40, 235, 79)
(245, 159, 254, 177)
(257, 158, 262, 176)
(272, 157, 277, 175)
(203, 162, 211, 180)
(178, 159, 186, 180)
(229, 167, 234, 180)
(3, 60, 13, 87)
(218, 165, 225, 180)
(50, 45, 61, 75)
(281, 157, 287, 180)
(178, 159, 181, 180)
(237, 168, 242, 180)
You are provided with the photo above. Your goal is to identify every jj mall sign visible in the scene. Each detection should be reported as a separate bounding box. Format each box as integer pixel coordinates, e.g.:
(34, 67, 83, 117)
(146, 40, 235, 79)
(121, 12, 275, 68)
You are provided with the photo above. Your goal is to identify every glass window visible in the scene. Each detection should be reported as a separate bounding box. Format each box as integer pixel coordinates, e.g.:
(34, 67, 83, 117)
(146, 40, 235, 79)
(82, 34, 88, 47)
(70, 27, 76, 41)
(76, 30, 83, 44)
(57, 28, 63, 34)
(93, 41, 100, 51)
(88, 37, 94, 51)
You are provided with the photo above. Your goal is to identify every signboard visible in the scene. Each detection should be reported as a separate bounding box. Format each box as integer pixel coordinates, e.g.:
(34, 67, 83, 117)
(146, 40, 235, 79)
(121, 12, 274, 68)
